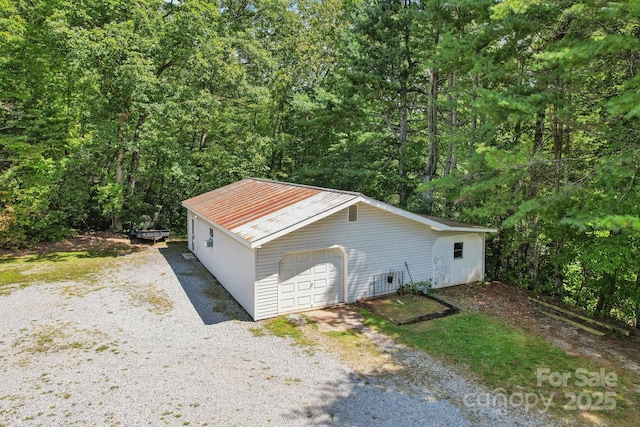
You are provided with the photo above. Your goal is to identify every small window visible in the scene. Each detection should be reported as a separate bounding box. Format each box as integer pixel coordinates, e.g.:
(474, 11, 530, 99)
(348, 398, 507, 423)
(454, 242, 463, 259)
(348, 205, 358, 222)
(209, 227, 214, 237)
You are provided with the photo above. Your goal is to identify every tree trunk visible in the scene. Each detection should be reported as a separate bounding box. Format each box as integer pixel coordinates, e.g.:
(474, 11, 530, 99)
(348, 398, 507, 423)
(551, 103, 566, 296)
(552, 104, 563, 192)
(199, 130, 208, 151)
(530, 110, 545, 198)
(269, 95, 287, 178)
(595, 274, 616, 317)
(127, 113, 148, 195)
(552, 237, 565, 296)
(444, 73, 457, 176)
(422, 66, 439, 210)
(636, 272, 640, 329)
(528, 223, 541, 291)
(114, 115, 127, 232)
(398, 98, 409, 208)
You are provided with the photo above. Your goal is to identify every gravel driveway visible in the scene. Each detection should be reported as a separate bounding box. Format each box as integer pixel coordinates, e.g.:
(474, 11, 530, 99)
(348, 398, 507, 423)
(0, 243, 555, 426)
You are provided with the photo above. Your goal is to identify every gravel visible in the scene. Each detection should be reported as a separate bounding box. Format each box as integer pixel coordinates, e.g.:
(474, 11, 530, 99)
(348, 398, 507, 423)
(0, 244, 559, 426)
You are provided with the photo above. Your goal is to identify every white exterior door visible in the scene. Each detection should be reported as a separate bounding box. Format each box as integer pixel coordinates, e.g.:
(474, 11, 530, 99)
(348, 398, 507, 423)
(278, 249, 343, 313)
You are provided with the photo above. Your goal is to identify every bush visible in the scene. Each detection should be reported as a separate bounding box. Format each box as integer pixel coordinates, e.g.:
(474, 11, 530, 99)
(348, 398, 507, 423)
(398, 279, 432, 296)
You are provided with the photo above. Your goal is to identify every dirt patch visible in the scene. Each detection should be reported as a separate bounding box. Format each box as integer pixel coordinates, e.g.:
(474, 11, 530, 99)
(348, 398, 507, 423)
(303, 306, 366, 332)
(0, 231, 148, 257)
(433, 282, 640, 374)
(359, 293, 458, 325)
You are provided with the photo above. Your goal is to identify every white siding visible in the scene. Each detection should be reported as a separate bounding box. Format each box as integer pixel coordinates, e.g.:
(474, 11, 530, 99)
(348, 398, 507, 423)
(255, 203, 439, 319)
(187, 210, 256, 319)
(432, 232, 484, 288)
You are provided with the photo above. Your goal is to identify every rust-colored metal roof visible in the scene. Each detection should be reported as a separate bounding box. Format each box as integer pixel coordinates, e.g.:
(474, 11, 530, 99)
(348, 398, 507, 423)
(182, 179, 360, 245)
(183, 179, 322, 230)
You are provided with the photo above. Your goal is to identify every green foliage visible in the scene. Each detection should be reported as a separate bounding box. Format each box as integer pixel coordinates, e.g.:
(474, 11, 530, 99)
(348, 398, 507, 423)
(399, 279, 432, 296)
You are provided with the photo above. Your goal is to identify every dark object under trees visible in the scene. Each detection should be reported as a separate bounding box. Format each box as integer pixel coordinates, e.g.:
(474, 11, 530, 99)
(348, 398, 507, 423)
(128, 229, 170, 244)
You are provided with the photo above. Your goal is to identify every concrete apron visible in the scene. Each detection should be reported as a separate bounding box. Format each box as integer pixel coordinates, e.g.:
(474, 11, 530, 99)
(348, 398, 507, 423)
(297, 306, 366, 332)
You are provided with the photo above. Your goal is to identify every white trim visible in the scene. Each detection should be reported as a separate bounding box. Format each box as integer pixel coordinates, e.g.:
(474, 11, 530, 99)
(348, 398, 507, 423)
(341, 246, 349, 304)
(249, 198, 359, 248)
(359, 195, 498, 233)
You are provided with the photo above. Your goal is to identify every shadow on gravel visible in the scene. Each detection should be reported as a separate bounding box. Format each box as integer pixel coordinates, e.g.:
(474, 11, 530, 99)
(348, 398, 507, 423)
(159, 241, 251, 325)
(282, 373, 469, 426)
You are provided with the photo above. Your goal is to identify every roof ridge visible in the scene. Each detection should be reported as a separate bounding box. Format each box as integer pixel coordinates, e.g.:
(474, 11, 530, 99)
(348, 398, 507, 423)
(247, 177, 362, 197)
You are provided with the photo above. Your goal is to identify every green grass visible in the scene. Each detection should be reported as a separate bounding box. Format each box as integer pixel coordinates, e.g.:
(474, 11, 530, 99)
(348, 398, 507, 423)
(130, 284, 174, 314)
(361, 309, 640, 426)
(248, 327, 266, 337)
(12, 323, 102, 354)
(263, 316, 316, 348)
(0, 250, 126, 295)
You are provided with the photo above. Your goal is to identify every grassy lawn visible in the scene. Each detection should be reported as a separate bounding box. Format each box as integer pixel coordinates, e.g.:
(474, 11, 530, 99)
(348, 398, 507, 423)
(0, 249, 133, 295)
(361, 309, 640, 426)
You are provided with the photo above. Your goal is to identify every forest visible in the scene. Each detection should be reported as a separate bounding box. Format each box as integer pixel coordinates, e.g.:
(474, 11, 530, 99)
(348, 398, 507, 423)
(0, 0, 638, 326)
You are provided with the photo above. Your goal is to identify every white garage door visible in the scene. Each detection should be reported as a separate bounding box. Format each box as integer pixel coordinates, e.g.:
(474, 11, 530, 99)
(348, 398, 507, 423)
(278, 248, 344, 313)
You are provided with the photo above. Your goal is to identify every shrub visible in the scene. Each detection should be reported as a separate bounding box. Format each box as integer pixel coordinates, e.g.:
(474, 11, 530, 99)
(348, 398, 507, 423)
(398, 279, 432, 296)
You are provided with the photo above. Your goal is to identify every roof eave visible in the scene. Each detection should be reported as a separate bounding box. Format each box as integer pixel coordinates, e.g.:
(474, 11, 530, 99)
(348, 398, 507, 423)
(184, 205, 254, 249)
(359, 196, 497, 233)
(444, 226, 498, 233)
(249, 196, 360, 248)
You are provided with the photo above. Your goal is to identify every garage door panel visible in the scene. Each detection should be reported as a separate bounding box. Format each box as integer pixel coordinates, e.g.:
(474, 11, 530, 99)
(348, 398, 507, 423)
(297, 267, 311, 276)
(297, 280, 312, 291)
(324, 292, 340, 304)
(313, 278, 327, 290)
(280, 298, 295, 310)
(313, 264, 327, 274)
(281, 283, 295, 294)
(297, 295, 312, 307)
(278, 249, 344, 314)
(313, 294, 326, 305)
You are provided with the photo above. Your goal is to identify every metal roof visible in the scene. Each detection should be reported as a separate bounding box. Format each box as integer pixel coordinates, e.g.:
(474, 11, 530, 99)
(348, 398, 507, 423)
(182, 178, 496, 248)
(182, 179, 359, 247)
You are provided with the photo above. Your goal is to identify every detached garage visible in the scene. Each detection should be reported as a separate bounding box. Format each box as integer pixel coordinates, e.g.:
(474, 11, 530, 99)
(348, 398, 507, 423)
(182, 178, 496, 321)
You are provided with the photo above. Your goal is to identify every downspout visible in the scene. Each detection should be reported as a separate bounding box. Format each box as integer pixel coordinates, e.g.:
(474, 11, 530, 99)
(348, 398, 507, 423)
(338, 246, 349, 304)
(254, 246, 259, 319)
(482, 233, 486, 283)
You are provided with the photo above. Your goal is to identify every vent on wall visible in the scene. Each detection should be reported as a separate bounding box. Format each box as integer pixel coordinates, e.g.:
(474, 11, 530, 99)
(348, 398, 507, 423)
(370, 271, 404, 297)
(348, 205, 358, 222)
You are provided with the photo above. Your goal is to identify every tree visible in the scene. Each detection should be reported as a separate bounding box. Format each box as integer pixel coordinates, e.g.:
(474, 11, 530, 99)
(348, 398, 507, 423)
(0, 0, 82, 246)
